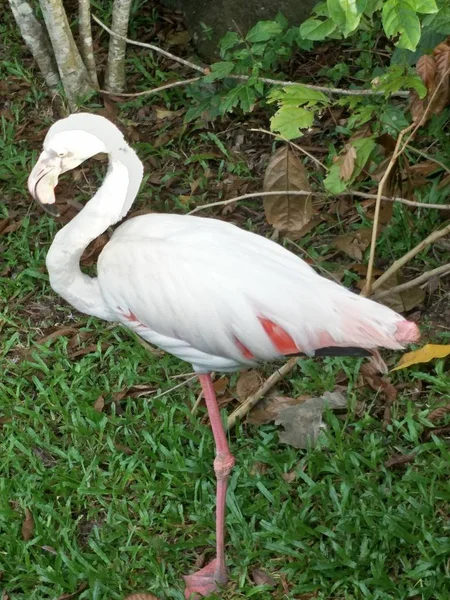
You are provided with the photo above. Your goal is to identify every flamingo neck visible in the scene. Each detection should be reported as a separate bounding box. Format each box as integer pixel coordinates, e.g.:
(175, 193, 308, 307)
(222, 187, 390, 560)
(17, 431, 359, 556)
(45, 149, 142, 320)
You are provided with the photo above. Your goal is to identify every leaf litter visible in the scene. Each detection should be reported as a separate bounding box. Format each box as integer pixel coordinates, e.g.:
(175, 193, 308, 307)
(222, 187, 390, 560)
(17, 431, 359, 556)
(275, 390, 347, 449)
(263, 145, 313, 233)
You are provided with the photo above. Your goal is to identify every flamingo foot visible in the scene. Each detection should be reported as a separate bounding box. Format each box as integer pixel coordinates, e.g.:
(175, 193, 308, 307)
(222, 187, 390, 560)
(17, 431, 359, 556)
(183, 558, 227, 599)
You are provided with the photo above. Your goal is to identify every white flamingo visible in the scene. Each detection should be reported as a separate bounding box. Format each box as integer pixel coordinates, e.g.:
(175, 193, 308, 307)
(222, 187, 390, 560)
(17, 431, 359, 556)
(28, 113, 420, 598)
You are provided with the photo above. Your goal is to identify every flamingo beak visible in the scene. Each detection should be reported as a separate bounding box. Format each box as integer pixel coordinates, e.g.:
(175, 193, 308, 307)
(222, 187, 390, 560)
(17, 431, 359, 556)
(28, 151, 61, 217)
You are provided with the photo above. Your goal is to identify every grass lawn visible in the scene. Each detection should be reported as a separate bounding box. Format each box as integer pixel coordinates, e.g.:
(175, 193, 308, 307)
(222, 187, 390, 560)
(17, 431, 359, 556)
(2, 9, 450, 600)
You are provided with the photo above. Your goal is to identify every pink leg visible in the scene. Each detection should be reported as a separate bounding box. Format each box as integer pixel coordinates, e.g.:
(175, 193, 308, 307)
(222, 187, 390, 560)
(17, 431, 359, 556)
(183, 373, 235, 599)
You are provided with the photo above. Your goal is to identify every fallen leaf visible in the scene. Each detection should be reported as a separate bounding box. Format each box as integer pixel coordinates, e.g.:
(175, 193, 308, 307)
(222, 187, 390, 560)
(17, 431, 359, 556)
(339, 145, 357, 181)
(427, 403, 450, 424)
(432, 41, 450, 114)
(275, 391, 347, 449)
(32, 446, 56, 467)
(417, 54, 437, 91)
(166, 30, 191, 46)
(252, 568, 276, 587)
(213, 376, 229, 396)
(56, 583, 89, 600)
(123, 594, 160, 600)
(263, 145, 313, 233)
(333, 227, 372, 261)
(248, 395, 309, 425)
(0, 218, 22, 235)
(422, 425, 450, 442)
(93, 396, 105, 413)
(384, 453, 415, 469)
(281, 470, 296, 483)
(22, 508, 34, 540)
(372, 272, 425, 313)
(392, 344, 450, 371)
(236, 370, 262, 401)
(114, 443, 134, 455)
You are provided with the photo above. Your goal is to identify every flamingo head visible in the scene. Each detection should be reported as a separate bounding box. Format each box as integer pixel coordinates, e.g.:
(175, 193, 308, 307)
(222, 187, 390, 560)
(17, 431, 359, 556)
(27, 113, 123, 216)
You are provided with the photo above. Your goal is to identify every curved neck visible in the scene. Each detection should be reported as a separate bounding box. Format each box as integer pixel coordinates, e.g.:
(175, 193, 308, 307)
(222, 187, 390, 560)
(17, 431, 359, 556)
(45, 149, 143, 320)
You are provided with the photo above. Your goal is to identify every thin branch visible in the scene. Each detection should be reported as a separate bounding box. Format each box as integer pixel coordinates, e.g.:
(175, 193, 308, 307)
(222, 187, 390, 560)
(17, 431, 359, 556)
(363, 65, 450, 296)
(370, 222, 450, 294)
(372, 263, 450, 300)
(147, 375, 197, 400)
(250, 128, 327, 170)
(188, 189, 450, 216)
(362, 123, 415, 297)
(92, 14, 207, 74)
(92, 13, 410, 98)
(230, 74, 409, 97)
(99, 77, 201, 97)
(227, 358, 298, 429)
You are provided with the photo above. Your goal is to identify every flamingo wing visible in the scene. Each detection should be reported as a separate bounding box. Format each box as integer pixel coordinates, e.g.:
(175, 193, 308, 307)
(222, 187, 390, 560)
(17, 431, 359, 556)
(97, 213, 417, 372)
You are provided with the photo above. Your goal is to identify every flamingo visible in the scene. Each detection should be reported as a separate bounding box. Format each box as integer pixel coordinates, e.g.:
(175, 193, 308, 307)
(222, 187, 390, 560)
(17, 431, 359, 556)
(28, 113, 420, 598)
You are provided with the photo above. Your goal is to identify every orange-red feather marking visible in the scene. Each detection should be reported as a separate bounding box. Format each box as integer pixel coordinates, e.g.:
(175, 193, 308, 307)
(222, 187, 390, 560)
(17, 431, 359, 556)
(259, 317, 299, 355)
(235, 337, 255, 360)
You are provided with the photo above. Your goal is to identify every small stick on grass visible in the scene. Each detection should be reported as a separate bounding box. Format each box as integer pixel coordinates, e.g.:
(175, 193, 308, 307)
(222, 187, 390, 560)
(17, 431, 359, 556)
(227, 357, 298, 429)
(370, 223, 450, 294)
(371, 263, 450, 300)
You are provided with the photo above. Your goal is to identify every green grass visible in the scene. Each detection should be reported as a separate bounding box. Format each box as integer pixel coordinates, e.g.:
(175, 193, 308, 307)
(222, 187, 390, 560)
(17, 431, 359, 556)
(2, 212, 450, 600)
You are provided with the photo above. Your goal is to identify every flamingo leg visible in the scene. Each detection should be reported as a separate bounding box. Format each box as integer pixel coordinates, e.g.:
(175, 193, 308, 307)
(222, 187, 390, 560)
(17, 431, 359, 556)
(183, 373, 235, 599)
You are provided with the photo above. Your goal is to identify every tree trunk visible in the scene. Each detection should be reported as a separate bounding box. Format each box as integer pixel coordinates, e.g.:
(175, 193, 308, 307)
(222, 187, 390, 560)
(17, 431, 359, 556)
(104, 0, 133, 93)
(8, 0, 60, 90)
(78, 0, 99, 89)
(39, 0, 93, 105)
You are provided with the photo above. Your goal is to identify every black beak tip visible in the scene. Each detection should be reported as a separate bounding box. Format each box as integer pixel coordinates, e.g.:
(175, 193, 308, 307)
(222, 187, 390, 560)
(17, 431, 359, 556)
(39, 202, 60, 218)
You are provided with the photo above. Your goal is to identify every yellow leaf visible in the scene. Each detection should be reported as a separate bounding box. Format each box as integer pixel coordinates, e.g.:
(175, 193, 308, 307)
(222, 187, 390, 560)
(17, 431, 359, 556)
(392, 344, 450, 371)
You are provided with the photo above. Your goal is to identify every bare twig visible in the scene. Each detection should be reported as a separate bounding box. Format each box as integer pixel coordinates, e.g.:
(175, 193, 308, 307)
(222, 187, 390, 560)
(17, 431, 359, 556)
(92, 13, 409, 98)
(370, 223, 450, 293)
(250, 128, 327, 170)
(92, 14, 207, 74)
(363, 65, 450, 297)
(149, 375, 197, 400)
(227, 358, 298, 429)
(229, 74, 409, 97)
(100, 77, 201, 97)
(372, 263, 450, 300)
(188, 189, 450, 216)
(362, 124, 415, 297)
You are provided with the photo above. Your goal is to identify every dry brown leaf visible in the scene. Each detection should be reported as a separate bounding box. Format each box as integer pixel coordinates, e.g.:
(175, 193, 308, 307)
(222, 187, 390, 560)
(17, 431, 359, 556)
(123, 594, 160, 600)
(213, 376, 229, 396)
(275, 391, 347, 449)
(333, 227, 372, 261)
(422, 425, 450, 442)
(247, 395, 309, 425)
(114, 443, 134, 455)
(36, 327, 79, 346)
(339, 145, 357, 181)
(56, 583, 89, 600)
(0, 218, 23, 236)
(372, 272, 425, 313)
(384, 453, 415, 469)
(236, 370, 262, 402)
(417, 54, 437, 92)
(252, 568, 276, 587)
(263, 145, 313, 233)
(427, 403, 450, 424)
(93, 396, 105, 413)
(70, 342, 110, 358)
(22, 508, 34, 541)
(432, 41, 450, 113)
(281, 471, 297, 483)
